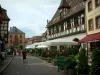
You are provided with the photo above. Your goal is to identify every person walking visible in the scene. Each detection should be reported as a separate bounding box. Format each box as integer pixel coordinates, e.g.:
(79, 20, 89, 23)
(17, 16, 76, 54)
(13, 48, 16, 56)
(22, 50, 27, 60)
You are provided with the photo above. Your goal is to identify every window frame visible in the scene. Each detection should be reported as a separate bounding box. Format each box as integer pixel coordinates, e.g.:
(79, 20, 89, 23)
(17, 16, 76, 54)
(95, 0, 100, 8)
(88, 18, 94, 31)
(88, 1, 92, 12)
(95, 15, 100, 29)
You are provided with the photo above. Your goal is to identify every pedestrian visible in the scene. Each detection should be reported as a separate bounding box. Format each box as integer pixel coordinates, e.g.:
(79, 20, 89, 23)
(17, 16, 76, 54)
(22, 50, 27, 60)
(18, 49, 21, 56)
(13, 48, 16, 56)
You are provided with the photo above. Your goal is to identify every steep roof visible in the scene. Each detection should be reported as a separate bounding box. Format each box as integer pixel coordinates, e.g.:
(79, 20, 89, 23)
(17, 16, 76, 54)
(42, 31, 47, 36)
(47, 0, 85, 27)
(58, 0, 70, 9)
(0, 5, 10, 20)
(9, 26, 25, 34)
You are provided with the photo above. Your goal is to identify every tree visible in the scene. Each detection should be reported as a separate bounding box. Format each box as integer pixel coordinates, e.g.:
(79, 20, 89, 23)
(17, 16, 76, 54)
(91, 48, 100, 75)
(77, 48, 89, 74)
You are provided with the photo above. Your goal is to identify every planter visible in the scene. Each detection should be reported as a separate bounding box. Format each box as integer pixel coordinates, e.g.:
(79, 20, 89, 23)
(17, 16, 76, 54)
(68, 69, 77, 75)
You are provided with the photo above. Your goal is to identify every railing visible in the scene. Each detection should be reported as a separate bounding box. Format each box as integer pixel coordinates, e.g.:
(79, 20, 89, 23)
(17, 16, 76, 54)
(47, 25, 85, 39)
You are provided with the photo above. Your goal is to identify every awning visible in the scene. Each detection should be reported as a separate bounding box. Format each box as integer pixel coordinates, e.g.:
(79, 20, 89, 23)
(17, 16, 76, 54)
(45, 33, 86, 46)
(79, 33, 100, 43)
(36, 45, 49, 48)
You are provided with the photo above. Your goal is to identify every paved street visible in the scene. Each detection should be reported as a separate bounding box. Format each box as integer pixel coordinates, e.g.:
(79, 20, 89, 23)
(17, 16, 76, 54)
(2, 56, 65, 75)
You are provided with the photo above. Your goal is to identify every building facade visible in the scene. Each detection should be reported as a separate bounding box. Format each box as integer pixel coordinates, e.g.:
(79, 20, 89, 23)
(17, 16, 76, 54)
(25, 38, 32, 46)
(8, 26, 25, 49)
(41, 31, 47, 42)
(86, 0, 100, 35)
(0, 5, 10, 52)
(84, 0, 100, 65)
(32, 36, 42, 43)
(46, 0, 86, 50)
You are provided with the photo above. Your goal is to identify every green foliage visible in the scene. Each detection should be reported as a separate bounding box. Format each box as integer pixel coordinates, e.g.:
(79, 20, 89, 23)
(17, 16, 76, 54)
(91, 48, 100, 75)
(77, 48, 89, 74)
(65, 55, 77, 69)
(50, 46, 57, 58)
(50, 49, 57, 58)
(63, 46, 72, 57)
(72, 45, 80, 55)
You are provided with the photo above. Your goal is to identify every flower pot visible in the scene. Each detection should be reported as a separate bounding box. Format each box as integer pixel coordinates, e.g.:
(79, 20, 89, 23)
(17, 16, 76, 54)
(68, 69, 77, 75)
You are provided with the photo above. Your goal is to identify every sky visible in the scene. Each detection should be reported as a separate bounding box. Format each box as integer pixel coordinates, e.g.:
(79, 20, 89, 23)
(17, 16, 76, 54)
(0, 0, 60, 38)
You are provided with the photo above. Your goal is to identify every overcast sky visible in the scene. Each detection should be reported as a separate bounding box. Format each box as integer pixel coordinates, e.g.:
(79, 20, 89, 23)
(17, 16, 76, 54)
(0, 0, 60, 38)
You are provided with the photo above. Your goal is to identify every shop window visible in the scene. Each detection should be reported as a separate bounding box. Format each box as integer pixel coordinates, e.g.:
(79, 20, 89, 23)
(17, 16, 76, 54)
(88, 1, 92, 12)
(88, 19, 94, 31)
(96, 41, 100, 48)
(95, 0, 100, 7)
(96, 15, 100, 29)
(90, 42, 96, 51)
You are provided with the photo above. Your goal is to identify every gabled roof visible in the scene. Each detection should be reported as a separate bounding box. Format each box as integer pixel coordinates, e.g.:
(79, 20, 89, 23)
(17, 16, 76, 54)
(42, 31, 47, 36)
(58, 0, 70, 9)
(47, 0, 85, 27)
(9, 26, 25, 34)
(0, 5, 10, 20)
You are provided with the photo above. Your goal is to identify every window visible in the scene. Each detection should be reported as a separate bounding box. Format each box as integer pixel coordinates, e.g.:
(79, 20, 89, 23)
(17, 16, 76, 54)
(96, 15, 100, 29)
(95, 0, 100, 7)
(88, 19, 94, 31)
(20, 35, 22, 38)
(88, 1, 92, 12)
(67, 20, 71, 29)
(20, 40, 22, 43)
(74, 17, 78, 26)
(4, 21, 8, 24)
(60, 9, 63, 19)
(60, 12, 63, 19)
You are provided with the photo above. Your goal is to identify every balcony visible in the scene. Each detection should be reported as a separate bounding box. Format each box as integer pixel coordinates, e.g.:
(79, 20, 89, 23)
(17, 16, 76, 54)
(47, 25, 85, 40)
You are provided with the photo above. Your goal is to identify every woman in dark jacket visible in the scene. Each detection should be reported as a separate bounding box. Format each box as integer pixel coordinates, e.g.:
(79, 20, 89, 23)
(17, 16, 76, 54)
(22, 50, 27, 60)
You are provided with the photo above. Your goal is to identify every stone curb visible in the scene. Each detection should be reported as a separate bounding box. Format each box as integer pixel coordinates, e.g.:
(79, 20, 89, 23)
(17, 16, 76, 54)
(0, 56, 14, 74)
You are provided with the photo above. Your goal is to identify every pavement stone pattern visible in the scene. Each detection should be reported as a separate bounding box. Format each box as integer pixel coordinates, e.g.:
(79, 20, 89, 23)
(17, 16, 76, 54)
(2, 56, 66, 75)
(0, 55, 13, 74)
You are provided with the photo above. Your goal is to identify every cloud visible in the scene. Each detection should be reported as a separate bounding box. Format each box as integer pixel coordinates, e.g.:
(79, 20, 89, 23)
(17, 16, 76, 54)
(0, 0, 60, 38)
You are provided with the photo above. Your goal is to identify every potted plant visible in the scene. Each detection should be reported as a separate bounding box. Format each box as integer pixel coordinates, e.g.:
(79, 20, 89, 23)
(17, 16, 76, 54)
(77, 48, 89, 75)
(91, 48, 100, 75)
(65, 55, 77, 75)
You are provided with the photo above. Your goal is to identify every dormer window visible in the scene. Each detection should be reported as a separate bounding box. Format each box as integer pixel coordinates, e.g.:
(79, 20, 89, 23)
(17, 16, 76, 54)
(58, 0, 70, 19)
(60, 9, 63, 19)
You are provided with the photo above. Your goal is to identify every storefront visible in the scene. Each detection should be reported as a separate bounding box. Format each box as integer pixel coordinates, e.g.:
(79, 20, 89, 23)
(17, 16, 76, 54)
(79, 32, 100, 64)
